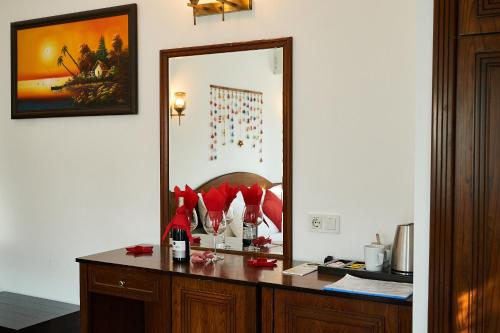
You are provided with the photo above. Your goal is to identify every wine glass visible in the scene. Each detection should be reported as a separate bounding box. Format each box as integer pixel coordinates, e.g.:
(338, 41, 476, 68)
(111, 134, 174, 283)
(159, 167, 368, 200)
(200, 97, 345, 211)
(187, 208, 199, 232)
(242, 205, 263, 251)
(203, 211, 227, 261)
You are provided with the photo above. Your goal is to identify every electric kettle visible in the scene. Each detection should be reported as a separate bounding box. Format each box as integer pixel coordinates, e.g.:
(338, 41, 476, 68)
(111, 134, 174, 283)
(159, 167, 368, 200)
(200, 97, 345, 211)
(391, 223, 414, 275)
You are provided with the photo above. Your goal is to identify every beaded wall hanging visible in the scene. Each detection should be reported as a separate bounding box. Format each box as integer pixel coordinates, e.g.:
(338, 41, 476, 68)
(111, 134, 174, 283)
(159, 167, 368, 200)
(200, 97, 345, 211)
(209, 84, 263, 162)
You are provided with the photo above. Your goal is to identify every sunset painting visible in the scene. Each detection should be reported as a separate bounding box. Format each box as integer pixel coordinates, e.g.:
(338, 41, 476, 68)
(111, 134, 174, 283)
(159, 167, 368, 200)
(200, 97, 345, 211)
(11, 5, 137, 118)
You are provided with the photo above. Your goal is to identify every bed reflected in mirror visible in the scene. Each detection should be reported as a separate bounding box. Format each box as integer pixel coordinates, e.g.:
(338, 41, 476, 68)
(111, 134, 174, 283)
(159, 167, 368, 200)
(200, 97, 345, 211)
(160, 38, 292, 259)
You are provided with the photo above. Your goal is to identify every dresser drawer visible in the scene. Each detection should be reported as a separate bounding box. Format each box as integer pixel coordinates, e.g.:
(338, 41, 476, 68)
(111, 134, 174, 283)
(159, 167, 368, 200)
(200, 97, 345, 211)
(88, 264, 160, 302)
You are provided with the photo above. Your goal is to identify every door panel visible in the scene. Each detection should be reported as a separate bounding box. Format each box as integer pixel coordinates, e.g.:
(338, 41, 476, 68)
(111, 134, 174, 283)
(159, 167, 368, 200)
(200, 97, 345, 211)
(171, 276, 256, 333)
(460, 0, 500, 34)
(455, 35, 500, 332)
(273, 289, 401, 333)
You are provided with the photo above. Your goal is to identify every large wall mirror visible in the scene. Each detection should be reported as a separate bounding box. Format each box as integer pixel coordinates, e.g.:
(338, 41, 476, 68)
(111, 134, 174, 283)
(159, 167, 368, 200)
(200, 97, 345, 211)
(160, 38, 292, 260)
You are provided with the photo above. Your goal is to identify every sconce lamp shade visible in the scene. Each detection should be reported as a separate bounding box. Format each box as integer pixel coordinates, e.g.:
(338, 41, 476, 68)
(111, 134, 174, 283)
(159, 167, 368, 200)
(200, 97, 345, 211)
(171, 92, 187, 125)
(173, 92, 187, 113)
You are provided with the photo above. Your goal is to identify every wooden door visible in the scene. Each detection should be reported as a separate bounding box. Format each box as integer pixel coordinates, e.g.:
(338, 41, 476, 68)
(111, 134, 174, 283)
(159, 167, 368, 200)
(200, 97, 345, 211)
(454, 34, 500, 332)
(171, 276, 256, 333)
(273, 289, 403, 333)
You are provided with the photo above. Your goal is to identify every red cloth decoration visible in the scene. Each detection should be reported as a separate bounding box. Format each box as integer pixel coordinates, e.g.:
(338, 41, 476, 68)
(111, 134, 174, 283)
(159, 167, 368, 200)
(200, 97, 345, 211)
(247, 258, 277, 267)
(202, 188, 226, 232)
(252, 236, 272, 247)
(262, 190, 283, 232)
(202, 187, 225, 211)
(218, 183, 238, 212)
(161, 207, 193, 243)
(239, 183, 263, 206)
(174, 185, 199, 212)
(126, 245, 153, 254)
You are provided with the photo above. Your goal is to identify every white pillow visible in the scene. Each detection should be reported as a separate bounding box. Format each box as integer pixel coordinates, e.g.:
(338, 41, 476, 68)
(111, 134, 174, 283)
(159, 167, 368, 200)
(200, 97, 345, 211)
(268, 184, 283, 200)
(261, 213, 279, 235)
(228, 192, 245, 238)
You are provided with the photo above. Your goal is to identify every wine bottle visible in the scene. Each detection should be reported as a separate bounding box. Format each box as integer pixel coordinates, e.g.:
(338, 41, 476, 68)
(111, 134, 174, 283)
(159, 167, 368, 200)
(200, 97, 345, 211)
(173, 197, 190, 262)
(243, 224, 257, 247)
(172, 228, 190, 262)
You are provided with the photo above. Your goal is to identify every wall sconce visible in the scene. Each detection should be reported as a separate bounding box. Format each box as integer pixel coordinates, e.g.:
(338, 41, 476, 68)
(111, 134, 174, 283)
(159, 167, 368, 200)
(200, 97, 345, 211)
(187, 0, 252, 25)
(171, 92, 186, 125)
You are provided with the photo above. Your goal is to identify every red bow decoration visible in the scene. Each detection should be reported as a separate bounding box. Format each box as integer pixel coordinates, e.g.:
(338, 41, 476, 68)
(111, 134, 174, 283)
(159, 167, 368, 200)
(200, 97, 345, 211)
(174, 185, 199, 212)
(252, 236, 272, 247)
(217, 182, 239, 212)
(161, 207, 193, 243)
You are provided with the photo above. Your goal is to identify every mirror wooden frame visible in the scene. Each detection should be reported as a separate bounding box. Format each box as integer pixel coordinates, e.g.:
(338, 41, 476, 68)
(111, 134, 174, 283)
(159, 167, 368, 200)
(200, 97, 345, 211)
(159, 37, 293, 261)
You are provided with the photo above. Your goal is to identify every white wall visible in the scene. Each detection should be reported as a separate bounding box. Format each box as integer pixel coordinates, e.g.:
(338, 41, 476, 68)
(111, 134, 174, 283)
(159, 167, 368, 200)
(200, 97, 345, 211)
(0, 1, 429, 330)
(414, 0, 433, 330)
(169, 49, 283, 188)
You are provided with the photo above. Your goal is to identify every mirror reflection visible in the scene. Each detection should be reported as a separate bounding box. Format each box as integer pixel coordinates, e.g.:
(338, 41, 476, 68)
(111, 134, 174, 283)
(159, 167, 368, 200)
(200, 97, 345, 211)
(168, 48, 284, 255)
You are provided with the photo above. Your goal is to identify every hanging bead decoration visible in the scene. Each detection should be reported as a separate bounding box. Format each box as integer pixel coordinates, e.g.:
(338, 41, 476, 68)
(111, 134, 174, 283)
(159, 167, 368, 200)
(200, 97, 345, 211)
(209, 85, 263, 162)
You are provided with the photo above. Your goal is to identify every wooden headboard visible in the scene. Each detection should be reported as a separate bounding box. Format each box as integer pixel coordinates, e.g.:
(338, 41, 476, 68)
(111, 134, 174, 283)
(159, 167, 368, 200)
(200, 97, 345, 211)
(168, 172, 281, 219)
(195, 172, 280, 193)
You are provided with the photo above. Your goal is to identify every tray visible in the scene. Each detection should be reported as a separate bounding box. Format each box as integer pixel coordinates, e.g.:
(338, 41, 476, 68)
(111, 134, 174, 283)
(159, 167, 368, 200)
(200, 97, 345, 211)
(317, 260, 413, 284)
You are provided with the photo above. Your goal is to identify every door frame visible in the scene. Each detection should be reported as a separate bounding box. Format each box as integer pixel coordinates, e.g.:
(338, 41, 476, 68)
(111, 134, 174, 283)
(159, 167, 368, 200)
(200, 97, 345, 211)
(428, 0, 457, 331)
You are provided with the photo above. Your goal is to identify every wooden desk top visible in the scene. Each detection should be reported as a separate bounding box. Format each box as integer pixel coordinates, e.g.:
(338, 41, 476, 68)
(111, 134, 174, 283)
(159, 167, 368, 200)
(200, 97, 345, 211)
(76, 245, 412, 306)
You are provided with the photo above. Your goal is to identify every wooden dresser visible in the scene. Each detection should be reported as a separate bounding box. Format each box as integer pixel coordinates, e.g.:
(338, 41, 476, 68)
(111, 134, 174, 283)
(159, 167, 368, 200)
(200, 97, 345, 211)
(77, 246, 412, 333)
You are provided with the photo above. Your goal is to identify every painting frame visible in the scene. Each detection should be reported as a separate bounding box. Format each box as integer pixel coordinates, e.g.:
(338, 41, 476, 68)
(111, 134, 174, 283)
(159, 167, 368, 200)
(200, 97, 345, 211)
(10, 4, 138, 119)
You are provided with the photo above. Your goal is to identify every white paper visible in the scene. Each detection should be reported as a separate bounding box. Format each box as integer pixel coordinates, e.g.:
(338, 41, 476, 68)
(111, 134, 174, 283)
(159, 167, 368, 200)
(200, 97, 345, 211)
(282, 263, 318, 276)
(323, 274, 413, 300)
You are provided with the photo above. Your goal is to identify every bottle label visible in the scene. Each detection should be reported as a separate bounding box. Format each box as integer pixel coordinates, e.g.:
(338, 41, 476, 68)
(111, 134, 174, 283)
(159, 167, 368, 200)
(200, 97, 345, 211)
(173, 240, 186, 258)
(243, 225, 257, 240)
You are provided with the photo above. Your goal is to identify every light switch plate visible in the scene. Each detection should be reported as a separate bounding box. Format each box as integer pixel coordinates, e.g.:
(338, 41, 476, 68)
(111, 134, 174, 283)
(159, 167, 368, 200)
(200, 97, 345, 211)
(323, 215, 340, 234)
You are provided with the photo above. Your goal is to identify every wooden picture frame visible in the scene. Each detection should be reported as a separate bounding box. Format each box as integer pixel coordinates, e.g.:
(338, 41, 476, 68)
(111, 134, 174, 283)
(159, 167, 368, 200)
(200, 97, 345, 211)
(11, 4, 138, 119)
(159, 38, 293, 262)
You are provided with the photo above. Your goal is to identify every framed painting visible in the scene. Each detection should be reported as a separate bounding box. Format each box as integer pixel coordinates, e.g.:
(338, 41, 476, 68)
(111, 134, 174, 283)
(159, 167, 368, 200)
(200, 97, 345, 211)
(11, 4, 137, 119)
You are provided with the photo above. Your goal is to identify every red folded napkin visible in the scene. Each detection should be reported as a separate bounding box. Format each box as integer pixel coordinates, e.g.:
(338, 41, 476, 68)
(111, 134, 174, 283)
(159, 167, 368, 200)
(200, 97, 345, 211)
(126, 245, 154, 254)
(217, 182, 239, 212)
(239, 183, 263, 206)
(202, 188, 226, 232)
(252, 236, 272, 247)
(202, 187, 225, 211)
(174, 185, 199, 212)
(247, 258, 277, 267)
(161, 207, 193, 243)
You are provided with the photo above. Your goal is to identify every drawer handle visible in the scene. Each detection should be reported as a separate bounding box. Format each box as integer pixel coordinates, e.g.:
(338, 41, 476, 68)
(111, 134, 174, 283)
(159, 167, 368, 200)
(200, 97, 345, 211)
(118, 280, 126, 288)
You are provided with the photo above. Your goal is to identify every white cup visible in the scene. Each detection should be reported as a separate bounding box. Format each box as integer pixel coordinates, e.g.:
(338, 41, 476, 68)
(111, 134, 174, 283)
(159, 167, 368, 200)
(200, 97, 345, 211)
(364, 244, 386, 272)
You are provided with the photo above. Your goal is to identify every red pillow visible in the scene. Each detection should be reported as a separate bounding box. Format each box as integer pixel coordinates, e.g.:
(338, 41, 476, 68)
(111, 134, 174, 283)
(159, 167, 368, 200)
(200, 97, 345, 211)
(262, 190, 283, 232)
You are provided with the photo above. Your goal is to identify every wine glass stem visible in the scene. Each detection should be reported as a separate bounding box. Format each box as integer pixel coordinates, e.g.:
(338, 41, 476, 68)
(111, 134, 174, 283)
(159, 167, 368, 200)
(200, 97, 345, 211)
(213, 234, 217, 258)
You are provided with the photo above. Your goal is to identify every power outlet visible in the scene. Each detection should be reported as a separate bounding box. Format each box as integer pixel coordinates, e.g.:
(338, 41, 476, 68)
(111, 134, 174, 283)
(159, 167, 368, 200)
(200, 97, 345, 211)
(309, 214, 322, 231)
(309, 214, 341, 233)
